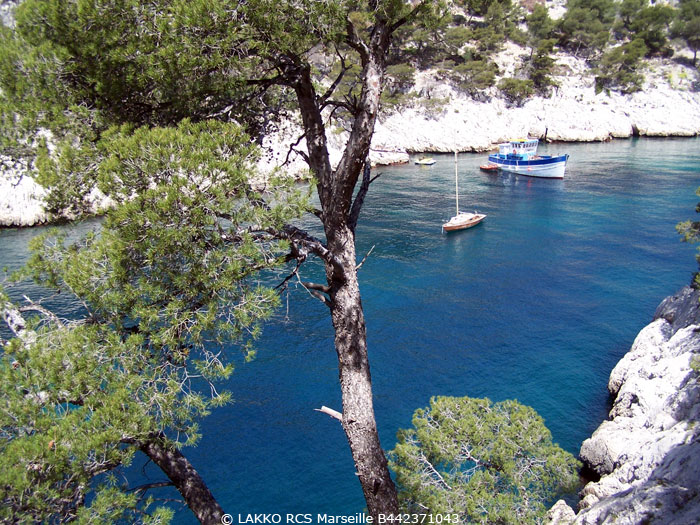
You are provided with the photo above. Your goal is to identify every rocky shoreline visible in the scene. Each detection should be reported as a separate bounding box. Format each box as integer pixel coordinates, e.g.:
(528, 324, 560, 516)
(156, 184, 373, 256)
(548, 286, 700, 524)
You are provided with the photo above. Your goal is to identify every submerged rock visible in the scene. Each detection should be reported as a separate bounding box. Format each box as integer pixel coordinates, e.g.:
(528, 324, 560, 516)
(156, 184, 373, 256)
(550, 287, 700, 524)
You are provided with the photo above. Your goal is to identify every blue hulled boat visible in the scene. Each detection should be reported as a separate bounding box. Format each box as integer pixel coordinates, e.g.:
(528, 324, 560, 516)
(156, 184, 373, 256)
(488, 138, 568, 179)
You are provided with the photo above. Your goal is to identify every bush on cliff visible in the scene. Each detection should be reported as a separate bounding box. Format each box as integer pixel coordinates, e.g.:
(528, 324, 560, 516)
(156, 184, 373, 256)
(498, 77, 535, 106)
(595, 38, 648, 94)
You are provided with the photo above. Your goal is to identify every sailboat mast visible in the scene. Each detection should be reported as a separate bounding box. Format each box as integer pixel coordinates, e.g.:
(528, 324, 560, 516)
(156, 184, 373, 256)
(454, 150, 459, 215)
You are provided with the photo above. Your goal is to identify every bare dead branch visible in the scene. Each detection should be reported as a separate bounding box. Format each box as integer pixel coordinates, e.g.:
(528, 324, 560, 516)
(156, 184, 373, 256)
(128, 481, 175, 493)
(300, 281, 330, 294)
(315, 405, 343, 422)
(319, 47, 350, 107)
(20, 295, 64, 328)
(356, 245, 375, 272)
(297, 275, 332, 309)
(1, 301, 27, 338)
(284, 132, 310, 166)
(274, 260, 302, 292)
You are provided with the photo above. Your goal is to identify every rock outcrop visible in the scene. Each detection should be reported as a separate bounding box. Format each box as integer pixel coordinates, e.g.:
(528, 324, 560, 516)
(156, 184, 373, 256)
(0, 156, 49, 227)
(549, 286, 700, 524)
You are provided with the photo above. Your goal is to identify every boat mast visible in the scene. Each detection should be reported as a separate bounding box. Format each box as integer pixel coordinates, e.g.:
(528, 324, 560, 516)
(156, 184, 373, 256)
(454, 150, 459, 215)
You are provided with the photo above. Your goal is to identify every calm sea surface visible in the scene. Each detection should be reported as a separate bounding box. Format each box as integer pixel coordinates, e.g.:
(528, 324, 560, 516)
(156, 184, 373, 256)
(1, 138, 700, 522)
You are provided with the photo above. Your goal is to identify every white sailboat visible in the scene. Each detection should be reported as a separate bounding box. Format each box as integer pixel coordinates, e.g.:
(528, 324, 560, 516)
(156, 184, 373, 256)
(442, 151, 486, 232)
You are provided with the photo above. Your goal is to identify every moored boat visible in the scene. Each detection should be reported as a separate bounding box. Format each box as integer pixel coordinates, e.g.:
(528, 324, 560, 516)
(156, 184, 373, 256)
(443, 211, 486, 232)
(479, 163, 499, 172)
(443, 152, 486, 233)
(415, 157, 436, 165)
(488, 138, 568, 178)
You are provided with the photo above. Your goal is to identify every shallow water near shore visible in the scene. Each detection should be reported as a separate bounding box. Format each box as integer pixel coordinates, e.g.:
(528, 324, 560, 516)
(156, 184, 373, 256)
(1, 137, 700, 522)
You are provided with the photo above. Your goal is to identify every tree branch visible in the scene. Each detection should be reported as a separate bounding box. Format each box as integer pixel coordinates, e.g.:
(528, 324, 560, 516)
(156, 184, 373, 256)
(346, 17, 370, 64)
(270, 225, 346, 281)
(140, 437, 224, 525)
(349, 159, 381, 232)
(356, 245, 375, 272)
(319, 47, 350, 107)
(1, 301, 27, 339)
(298, 278, 332, 309)
(390, 1, 433, 33)
(19, 295, 64, 328)
(315, 405, 343, 422)
(284, 132, 310, 166)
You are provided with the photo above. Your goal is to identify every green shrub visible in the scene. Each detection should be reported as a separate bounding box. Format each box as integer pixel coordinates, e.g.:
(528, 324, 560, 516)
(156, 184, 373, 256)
(498, 77, 535, 105)
(595, 38, 648, 94)
(390, 396, 581, 525)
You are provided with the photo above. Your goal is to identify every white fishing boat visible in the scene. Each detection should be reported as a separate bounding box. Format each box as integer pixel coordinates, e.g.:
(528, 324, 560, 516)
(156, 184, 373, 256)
(442, 152, 486, 233)
(488, 138, 568, 178)
(415, 157, 436, 165)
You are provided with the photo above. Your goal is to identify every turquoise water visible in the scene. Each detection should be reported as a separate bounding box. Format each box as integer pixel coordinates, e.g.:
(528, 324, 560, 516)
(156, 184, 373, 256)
(1, 138, 700, 522)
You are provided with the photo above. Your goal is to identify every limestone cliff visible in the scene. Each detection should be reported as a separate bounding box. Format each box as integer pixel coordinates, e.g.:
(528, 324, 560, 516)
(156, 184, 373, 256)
(3, 27, 700, 226)
(548, 286, 700, 525)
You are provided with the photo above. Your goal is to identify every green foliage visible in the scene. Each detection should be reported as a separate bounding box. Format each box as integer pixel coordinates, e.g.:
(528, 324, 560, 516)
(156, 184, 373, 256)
(0, 316, 168, 523)
(673, 0, 700, 65)
(391, 0, 523, 74)
(615, 0, 675, 57)
(389, 396, 581, 525)
(532, 40, 559, 92)
(595, 38, 648, 94)
(677, 186, 700, 289)
(382, 63, 419, 110)
(498, 77, 535, 105)
(386, 63, 417, 96)
(473, 1, 526, 52)
(1, 119, 309, 521)
(449, 58, 499, 96)
(0, 121, 307, 522)
(557, 0, 617, 57)
(527, 3, 556, 42)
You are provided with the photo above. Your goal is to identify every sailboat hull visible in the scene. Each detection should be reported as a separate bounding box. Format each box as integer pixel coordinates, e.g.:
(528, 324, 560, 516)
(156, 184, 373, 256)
(442, 212, 486, 232)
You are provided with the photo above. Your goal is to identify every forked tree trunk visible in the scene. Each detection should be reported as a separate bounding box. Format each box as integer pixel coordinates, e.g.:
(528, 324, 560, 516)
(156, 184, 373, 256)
(295, 78, 400, 517)
(290, 12, 400, 518)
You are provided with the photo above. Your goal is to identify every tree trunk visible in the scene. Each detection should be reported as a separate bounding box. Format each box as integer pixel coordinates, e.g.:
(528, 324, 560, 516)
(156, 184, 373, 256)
(141, 439, 224, 525)
(289, 11, 400, 520)
(327, 224, 399, 518)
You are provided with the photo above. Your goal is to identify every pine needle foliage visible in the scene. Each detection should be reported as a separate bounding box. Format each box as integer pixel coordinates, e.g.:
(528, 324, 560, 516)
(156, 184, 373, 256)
(390, 396, 580, 525)
(1, 117, 310, 521)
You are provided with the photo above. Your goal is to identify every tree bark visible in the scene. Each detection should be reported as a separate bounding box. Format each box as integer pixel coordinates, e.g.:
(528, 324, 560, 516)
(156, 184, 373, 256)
(327, 225, 399, 518)
(141, 439, 224, 525)
(290, 12, 400, 519)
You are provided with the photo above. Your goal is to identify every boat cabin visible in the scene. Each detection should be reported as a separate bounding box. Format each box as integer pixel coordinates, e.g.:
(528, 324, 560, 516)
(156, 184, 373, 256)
(497, 138, 539, 160)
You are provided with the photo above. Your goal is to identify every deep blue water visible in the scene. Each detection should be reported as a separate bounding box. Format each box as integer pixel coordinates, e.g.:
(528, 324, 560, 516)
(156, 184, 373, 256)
(1, 138, 700, 522)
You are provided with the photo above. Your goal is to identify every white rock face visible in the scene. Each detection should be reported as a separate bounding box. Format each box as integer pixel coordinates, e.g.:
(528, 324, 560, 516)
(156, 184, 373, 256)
(549, 287, 700, 524)
(0, 156, 50, 227)
(3, 42, 700, 226)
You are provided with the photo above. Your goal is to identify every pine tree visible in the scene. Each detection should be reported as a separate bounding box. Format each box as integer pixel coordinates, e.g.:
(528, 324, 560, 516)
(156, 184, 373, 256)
(0, 0, 447, 520)
(390, 396, 580, 525)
